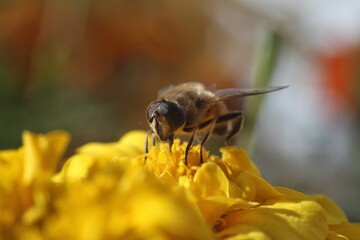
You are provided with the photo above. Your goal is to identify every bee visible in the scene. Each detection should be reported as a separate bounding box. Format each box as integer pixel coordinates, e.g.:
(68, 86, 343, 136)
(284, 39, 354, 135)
(145, 82, 287, 164)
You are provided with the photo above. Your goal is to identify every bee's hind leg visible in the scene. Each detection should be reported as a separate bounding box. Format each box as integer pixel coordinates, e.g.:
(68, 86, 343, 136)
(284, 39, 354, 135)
(214, 111, 244, 146)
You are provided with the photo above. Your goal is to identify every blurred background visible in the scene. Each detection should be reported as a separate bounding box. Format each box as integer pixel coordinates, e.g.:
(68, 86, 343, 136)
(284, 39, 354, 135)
(0, 0, 359, 220)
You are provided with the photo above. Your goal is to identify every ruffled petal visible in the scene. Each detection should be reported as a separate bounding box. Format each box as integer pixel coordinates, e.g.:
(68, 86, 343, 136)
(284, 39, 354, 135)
(311, 194, 348, 224)
(217, 225, 271, 240)
(220, 200, 328, 240)
(194, 162, 229, 198)
(219, 147, 261, 177)
(22, 130, 70, 184)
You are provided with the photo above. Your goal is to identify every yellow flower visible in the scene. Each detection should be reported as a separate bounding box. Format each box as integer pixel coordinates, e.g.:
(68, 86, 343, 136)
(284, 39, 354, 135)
(1, 130, 359, 240)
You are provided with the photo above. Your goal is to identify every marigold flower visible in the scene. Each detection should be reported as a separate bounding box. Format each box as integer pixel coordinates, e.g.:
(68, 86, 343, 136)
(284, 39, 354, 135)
(0, 130, 359, 239)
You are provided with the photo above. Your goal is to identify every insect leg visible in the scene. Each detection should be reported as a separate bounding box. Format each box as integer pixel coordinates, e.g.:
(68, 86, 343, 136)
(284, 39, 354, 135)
(183, 117, 217, 133)
(168, 134, 174, 153)
(214, 111, 244, 145)
(144, 130, 153, 163)
(152, 133, 156, 146)
(187, 117, 218, 164)
(185, 129, 197, 165)
(184, 112, 241, 164)
(199, 119, 216, 163)
(226, 112, 244, 145)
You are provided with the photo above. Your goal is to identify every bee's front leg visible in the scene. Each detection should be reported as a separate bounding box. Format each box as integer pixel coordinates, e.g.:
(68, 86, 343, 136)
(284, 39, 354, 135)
(199, 119, 216, 164)
(167, 134, 174, 153)
(144, 130, 156, 163)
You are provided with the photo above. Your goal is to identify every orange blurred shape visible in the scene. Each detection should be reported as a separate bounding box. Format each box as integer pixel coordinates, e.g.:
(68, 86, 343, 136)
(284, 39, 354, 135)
(321, 46, 360, 114)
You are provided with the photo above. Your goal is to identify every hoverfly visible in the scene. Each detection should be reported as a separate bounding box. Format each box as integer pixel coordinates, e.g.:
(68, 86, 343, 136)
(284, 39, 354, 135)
(145, 82, 287, 164)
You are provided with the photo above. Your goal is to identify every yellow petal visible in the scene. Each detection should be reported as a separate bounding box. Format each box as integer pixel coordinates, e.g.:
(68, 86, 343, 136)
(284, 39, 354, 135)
(117, 130, 147, 156)
(194, 162, 229, 198)
(311, 194, 348, 224)
(220, 147, 261, 177)
(130, 187, 214, 239)
(232, 171, 283, 202)
(0, 149, 24, 182)
(197, 197, 257, 227)
(52, 154, 97, 183)
(217, 225, 271, 240)
(76, 131, 146, 162)
(22, 130, 70, 185)
(274, 186, 309, 201)
(77, 142, 124, 158)
(221, 200, 328, 240)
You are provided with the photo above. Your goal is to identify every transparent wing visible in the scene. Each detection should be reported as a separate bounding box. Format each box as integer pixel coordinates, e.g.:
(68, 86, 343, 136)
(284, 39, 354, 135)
(203, 85, 288, 105)
(157, 84, 174, 96)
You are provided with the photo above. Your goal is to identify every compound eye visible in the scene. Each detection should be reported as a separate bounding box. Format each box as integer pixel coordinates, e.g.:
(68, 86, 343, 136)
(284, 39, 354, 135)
(146, 100, 185, 140)
(157, 100, 185, 130)
(146, 104, 158, 123)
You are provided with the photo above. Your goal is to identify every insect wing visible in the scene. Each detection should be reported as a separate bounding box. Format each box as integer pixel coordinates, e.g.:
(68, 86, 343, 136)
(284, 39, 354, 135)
(202, 85, 288, 105)
(157, 84, 175, 97)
